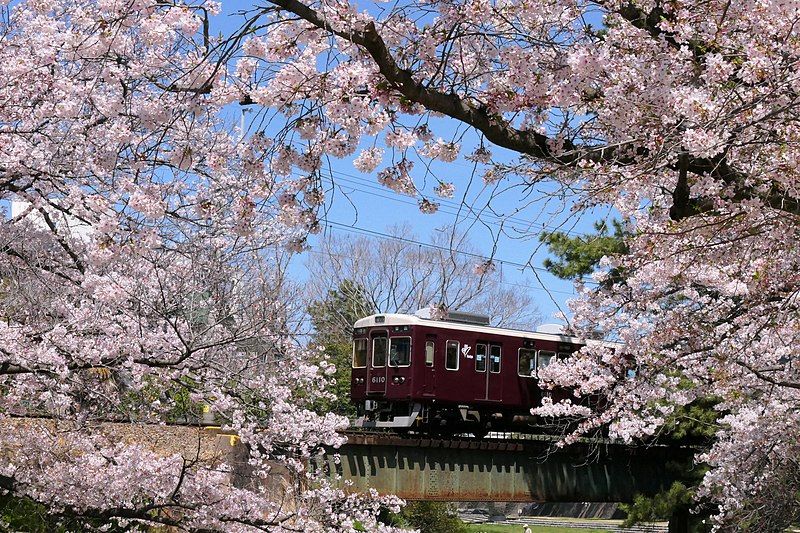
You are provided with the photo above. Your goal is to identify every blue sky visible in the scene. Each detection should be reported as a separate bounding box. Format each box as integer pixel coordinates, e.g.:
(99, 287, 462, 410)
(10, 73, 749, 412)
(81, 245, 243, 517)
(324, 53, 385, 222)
(0, 2, 614, 329)
(213, 3, 614, 326)
(302, 130, 612, 325)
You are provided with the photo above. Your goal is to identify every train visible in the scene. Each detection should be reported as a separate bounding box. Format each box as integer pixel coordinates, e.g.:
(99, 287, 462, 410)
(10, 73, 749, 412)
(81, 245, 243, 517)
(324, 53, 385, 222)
(350, 310, 607, 435)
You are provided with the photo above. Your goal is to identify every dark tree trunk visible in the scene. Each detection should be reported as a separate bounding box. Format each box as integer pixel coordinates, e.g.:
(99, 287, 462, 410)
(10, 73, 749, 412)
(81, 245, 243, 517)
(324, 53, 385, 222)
(668, 506, 690, 533)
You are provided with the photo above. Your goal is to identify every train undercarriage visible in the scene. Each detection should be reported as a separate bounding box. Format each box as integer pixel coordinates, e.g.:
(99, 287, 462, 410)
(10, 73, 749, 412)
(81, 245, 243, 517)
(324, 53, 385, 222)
(354, 400, 543, 437)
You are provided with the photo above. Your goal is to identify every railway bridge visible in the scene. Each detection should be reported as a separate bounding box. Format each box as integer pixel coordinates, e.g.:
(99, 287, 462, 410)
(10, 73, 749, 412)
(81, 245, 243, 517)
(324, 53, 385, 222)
(3, 419, 697, 530)
(320, 432, 694, 503)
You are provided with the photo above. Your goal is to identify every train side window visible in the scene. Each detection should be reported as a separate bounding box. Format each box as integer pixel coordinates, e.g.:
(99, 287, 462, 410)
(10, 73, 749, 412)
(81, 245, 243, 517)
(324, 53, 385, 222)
(518, 348, 536, 377)
(445, 340, 460, 370)
(557, 352, 570, 361)
(475, 343, 487, 372)
(425, 341, 435, 366)
(537, 350, 556, 375)
(352, 338, 367, 368)
(372, 336, 388, 367)
(490, 345, 501, 373)
(389, 337, 411, 367)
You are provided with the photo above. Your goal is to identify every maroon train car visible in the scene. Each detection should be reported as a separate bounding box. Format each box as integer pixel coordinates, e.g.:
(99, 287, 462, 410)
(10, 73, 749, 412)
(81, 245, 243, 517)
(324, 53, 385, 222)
(350, 311, 592, 434)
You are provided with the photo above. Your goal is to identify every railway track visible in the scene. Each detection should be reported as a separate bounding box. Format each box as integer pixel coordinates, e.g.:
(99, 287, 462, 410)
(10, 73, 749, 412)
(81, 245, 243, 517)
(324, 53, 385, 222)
(341, 427, 570, 449)
(342, 426, 570, 441)
(340, 426, 701, 452)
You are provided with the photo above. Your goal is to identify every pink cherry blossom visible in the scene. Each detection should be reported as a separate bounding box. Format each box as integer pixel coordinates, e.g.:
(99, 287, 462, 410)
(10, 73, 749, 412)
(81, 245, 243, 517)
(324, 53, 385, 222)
(8, 0, 800, 528)
(0, 1, 399, 530)
(418, 198, 439, 214)
(434, 181, 455, 199)
(353, 147, 384, 172)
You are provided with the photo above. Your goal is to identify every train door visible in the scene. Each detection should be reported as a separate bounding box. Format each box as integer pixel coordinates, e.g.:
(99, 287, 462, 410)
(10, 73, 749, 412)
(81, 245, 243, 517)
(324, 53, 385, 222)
(474, 343, 502, 401)
(422, 335, 437, 396)
(486, 344, 503, 401)
(367, 331, 388, 394)
(474, 343, 488, 400)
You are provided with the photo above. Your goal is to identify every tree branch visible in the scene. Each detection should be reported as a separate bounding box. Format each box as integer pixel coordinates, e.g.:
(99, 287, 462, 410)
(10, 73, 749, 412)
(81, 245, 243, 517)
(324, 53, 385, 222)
(263, 0, 800, 223)
(264, 0, 591, 163)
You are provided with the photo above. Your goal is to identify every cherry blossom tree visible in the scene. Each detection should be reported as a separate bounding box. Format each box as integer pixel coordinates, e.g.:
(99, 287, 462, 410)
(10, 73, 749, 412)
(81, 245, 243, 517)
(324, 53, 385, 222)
(0, 1, 400, 530)
(7, 0, 800, 528)
(214, 0, 800, 528)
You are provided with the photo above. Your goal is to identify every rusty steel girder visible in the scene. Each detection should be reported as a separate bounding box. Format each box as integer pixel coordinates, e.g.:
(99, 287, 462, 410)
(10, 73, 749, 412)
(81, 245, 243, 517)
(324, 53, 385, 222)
(318, 435, 694, 502)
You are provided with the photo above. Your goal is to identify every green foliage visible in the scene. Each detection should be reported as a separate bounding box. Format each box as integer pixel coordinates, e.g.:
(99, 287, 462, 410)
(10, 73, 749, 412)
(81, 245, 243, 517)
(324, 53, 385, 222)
(539, 220, 628, 283)
(307, 280, 375, 417)
(621, 482, 711, 532)
(312, 341, 357, 418)
(661, 397, 720, 445)
(386, 501, 468, 533)
(0, 495, 125, 532)
(307, 280, 375, 345)
(622, 482, 692, 525)
(622, 404, 714, 530)
(0, 495, 59, 532)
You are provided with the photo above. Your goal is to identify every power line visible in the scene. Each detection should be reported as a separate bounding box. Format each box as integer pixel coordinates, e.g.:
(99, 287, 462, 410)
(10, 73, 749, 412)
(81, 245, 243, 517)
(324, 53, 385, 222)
(303, 246, 577, 298)
(322, 220, 528, 268)
(318, 166, 588, 238)
(267, 137, 591, 238)
(321, 173, 544, 236)
(318, 219, 591, 295)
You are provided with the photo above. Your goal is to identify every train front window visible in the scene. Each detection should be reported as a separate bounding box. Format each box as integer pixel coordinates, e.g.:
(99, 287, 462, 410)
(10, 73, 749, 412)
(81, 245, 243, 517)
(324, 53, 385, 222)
(490, 345, 501, 373)
(475, 343, 487, 372)
(445, 340, 459, 370)
(389, 337, 411, 366)
(352, 338, 367, 368)
(537, 350, 556, 374)
(518, 348, 536, 377)
(372, 336, 387, 367)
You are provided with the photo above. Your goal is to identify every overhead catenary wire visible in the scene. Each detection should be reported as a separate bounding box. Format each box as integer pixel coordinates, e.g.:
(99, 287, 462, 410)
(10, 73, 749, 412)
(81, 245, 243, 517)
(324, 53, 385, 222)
(317, 220, 593, 296)
(304, 223, 580, 329)
(322, 219, 551, 274)
(303, 246, 578, 298)
(316, 166, 589, 238)
(302, 244, 553, 331)
(266, 134, 592, 238)
(253, 133, 600, 279)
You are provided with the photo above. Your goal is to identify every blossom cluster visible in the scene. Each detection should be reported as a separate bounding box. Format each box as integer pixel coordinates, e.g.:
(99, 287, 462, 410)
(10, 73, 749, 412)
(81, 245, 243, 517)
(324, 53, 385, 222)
(7, 0, 800, 527)
(0, 1, 398, 530)
(224, 0, 800, 527)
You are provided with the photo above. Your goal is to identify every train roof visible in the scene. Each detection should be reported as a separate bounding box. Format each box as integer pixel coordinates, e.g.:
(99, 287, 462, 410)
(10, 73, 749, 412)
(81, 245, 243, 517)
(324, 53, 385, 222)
(353, 313, 618, 347)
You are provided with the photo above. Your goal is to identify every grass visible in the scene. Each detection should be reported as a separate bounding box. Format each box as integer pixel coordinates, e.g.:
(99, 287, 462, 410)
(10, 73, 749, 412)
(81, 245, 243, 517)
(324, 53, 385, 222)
(465, 524, 608, 533)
